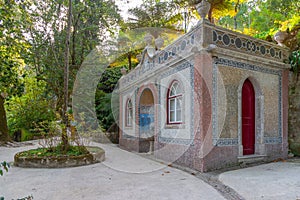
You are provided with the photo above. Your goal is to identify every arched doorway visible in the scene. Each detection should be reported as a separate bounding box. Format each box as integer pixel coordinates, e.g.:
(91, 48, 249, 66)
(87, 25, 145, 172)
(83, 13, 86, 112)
(139, 88, 155, 153)
(242, 79, 255, 155)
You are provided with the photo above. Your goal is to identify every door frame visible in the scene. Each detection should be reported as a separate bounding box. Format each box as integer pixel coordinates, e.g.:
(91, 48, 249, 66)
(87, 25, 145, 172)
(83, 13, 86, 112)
(138, 88, 155, 138)
(136, 85, 158, 153)
(237, 77, 265, 156)
(242, 79, 255, 155)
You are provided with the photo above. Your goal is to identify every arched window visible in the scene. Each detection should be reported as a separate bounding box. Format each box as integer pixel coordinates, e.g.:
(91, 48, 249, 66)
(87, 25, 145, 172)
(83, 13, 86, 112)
(126, 99, 133, 127)
(167, 81, 183, 124)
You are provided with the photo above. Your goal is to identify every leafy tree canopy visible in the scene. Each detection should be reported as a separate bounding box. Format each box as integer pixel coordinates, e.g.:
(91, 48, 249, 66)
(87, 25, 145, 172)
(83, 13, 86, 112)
(0, 0, 31, 96)
(0, 0, 32, 141)
(27, 0, 121, 112)
(126, 0, 183, 32)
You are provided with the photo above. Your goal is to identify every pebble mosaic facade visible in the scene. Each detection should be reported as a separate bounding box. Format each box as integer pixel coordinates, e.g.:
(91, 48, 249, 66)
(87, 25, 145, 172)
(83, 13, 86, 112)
(118, 20, 290, 172)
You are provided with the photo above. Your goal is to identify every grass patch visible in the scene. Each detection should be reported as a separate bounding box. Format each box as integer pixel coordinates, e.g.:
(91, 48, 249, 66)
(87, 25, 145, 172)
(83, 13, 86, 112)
(18, 145, 89, 158)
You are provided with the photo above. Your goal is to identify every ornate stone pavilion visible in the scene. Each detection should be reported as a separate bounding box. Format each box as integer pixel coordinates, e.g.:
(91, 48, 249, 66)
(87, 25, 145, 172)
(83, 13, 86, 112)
(118, 5, 290, 172)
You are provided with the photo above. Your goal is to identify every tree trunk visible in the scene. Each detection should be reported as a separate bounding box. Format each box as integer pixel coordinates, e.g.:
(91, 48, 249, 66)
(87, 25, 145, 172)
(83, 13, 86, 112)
(208, 8, 213, 24)
(128, 53, 132, 70)
(62, 0, 72, 152)
(0, 95, 9, 142)
(234, 16, 237, 30)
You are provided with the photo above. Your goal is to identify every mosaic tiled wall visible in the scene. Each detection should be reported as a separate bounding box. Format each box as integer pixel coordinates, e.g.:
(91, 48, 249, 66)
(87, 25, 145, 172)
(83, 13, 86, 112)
(213, 57, 283, 146)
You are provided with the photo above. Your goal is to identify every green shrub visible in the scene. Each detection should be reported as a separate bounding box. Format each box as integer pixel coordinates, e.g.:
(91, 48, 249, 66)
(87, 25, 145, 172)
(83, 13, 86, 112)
(20, 129, 34, 142)
(290, 50, 300, 75)
(290, 142, 300, 156)
(95, 66, 122, 131)
(6, 77, 55, 139)
(0, 161, 9, 176)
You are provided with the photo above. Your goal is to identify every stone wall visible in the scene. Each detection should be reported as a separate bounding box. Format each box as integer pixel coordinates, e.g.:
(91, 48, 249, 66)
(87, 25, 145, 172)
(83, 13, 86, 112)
(288, 73, 300, 156)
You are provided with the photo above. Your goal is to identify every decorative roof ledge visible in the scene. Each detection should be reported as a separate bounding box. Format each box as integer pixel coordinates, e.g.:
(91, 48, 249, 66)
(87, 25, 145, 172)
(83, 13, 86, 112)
(207, 23, 290, 64)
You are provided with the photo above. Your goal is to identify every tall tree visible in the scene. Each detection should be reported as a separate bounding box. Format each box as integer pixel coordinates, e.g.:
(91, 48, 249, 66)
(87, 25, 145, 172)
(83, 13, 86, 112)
(174, 0, 249, 24)
(116, 31, 145, 70)
(27, 0, 121, 115)
(127, 0, 184, 37)
(249, 0, 299, 38)
(0, 0, 30, 142)
(118, 0, 186, 71)
(217, 2, 250, 31)
(61, 0, 72, 150)
(216, 0, 299, 38)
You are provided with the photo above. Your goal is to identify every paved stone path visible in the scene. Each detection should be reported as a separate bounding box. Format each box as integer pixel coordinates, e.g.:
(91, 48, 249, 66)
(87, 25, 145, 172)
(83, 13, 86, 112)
(219, 161, 300, 200)
(0, 142, 225, 200)
(2, 141, 300, 200)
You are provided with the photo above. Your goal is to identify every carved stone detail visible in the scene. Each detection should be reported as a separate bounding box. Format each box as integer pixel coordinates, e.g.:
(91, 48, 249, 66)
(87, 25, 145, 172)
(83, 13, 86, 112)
(196, 1, 211, 20)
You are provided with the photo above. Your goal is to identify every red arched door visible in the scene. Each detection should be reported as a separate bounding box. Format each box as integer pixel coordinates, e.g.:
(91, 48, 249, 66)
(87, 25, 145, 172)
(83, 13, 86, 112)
(242, 79, 255, 155)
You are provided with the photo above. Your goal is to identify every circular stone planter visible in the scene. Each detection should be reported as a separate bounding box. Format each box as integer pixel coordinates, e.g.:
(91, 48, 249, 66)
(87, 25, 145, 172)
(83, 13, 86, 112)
(14, 146, 105, 168)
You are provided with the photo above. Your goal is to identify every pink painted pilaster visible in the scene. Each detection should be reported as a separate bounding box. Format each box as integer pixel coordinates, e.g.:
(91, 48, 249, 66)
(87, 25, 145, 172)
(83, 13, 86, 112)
(193, 49, 214, 171)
